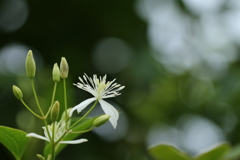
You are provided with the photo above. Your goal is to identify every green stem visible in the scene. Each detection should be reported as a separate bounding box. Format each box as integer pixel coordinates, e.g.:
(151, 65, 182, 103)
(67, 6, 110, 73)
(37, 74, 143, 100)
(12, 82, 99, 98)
(51, 122, 55, 160)
(54, 103, 97, 144)
(69, 100, 98, 130)
(54, 132, 67, 144)
(45, 82, 58, 118)
(68, 126, 95, 134)
(63, 79, 68, 129)
(30, 78, 44, 116)
(54, 101, 98, 144)
(43, 120, 51, 141)
(54, 125, 94, 144)
(30, 78, 51, 143)
(20, 99, 44, 119)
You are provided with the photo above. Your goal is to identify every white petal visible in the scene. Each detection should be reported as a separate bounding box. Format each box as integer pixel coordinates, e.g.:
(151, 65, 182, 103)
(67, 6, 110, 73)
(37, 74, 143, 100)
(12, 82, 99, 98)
(26, 133, 50, 142)
(42, 126, 51, 140)
(102, 95, 117, 99)
(59, 138, 88, 144)
(99, 100, 119, 129)
(69, 97, 96, 117)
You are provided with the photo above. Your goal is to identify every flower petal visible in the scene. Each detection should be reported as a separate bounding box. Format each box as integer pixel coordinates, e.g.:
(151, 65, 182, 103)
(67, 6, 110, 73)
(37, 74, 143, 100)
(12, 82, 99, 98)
(102, 94, 118, 99)
(59, 138, 88, 144)
(99, 100, 119, 129)
(26, 133, 50, 142)
(69, 97, 96, 117)
(42, 126, 52, 140)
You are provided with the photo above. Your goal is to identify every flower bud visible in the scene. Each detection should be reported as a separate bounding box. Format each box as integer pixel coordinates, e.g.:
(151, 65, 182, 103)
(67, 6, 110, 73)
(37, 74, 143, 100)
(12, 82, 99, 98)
(93, 115, 110, 127)
(51, 101, 60, 122)
(61, 108, 71, 119)
(61, 108, 71, 127)
(52, 63, 60, 82)
(25, 50, 36, 78)
(60, 57, 69, 79)
(36, 154, 45, 160)
(12, 85, 23, 99)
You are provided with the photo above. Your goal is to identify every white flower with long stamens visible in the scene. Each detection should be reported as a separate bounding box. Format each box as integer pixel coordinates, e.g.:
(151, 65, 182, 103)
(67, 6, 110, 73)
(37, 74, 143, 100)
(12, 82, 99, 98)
(69, 74, 125, 129)
(27, 112, 87, 144)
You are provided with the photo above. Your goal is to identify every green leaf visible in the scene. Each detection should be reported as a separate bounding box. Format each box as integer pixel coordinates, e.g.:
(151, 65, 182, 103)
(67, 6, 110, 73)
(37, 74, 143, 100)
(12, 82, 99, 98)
(0, 126, 30, 160)
(195, 143, 230, 160)
(224, 144, 240, 160)
(148, 144, 193, 160)
(43, 116, 97, 159)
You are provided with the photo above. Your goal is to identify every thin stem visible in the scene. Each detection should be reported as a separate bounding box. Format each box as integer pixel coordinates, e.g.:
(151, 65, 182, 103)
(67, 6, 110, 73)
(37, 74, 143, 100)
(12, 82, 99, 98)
(51, 82, 58, 106)
(54, 132, 67, 144)
(20, 99, 44, 119)
(43, 119, 51, 147)
(51, 122, 55, 160)
(45, 82, 58, 118)
(54, 109, 96, 144)
(63, 79, 68, 130)
(30, 78, 51, 143)
(51, 144, 55, 160)
(54, 101, 98, 144)
(30, 78, 44, 116)
(68, 126, 95, 134)
(69, 100, 98, 130)
(54, 126, 94, 144)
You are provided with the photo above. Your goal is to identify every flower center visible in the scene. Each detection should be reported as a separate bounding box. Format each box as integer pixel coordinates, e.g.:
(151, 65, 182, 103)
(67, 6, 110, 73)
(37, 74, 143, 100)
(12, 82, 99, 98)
(96, 82, 107, 99)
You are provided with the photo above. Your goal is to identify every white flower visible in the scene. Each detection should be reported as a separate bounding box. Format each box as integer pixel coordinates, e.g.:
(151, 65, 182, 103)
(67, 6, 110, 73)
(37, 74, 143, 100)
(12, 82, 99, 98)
(26, 119, 87, 144)
(69, 74, 125, 129)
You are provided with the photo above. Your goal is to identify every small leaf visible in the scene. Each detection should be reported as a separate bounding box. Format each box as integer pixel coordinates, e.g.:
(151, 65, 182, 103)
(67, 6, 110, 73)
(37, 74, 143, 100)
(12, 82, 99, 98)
(0, 126, 30, 160)
(148, 144, 192, 160)
(195, 143, 230, 160)
(43, 116, 97, 159)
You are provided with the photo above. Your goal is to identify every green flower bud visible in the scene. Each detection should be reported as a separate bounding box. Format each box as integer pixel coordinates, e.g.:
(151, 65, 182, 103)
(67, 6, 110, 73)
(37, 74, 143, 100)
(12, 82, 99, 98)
(25, 50, 36, 78)
(51, 101, 60, 122)
(36, 154, 45, 160)
(61, 108, 71, 127)
(60, 57, 69, 79)
(12, 85, 23, 99)
(61, 108, 71, 120)
(52, 63, 60, 82)
(93, 115, 110, 127)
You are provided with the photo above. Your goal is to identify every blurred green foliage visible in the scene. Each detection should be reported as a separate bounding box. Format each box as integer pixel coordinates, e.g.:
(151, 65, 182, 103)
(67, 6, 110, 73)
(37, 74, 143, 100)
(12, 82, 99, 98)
(1, 0, 240, 160)
(148, 143, 231, 160)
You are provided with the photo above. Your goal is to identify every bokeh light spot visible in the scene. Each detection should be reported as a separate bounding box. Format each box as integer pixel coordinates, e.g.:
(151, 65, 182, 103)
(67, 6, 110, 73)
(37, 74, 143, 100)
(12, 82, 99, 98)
(0, 0, 28, 33)
(0, 44, 43, 76)
(92, 38, 131, 74)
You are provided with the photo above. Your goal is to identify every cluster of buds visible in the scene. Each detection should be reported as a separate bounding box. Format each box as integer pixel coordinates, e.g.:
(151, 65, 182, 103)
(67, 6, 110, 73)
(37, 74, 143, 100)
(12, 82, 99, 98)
(12, 50, 114, 160)
(12, 51, 69, 122)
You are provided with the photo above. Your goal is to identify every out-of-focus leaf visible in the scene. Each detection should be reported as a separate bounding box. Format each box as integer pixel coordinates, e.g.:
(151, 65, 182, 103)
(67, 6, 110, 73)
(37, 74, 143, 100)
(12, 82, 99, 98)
(224, 144, 240, 160)
(0, 126, 30, 160)
(195, 143, 230, 160)
(148, 144, 193, 160)
(43, 116, 98, 159)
